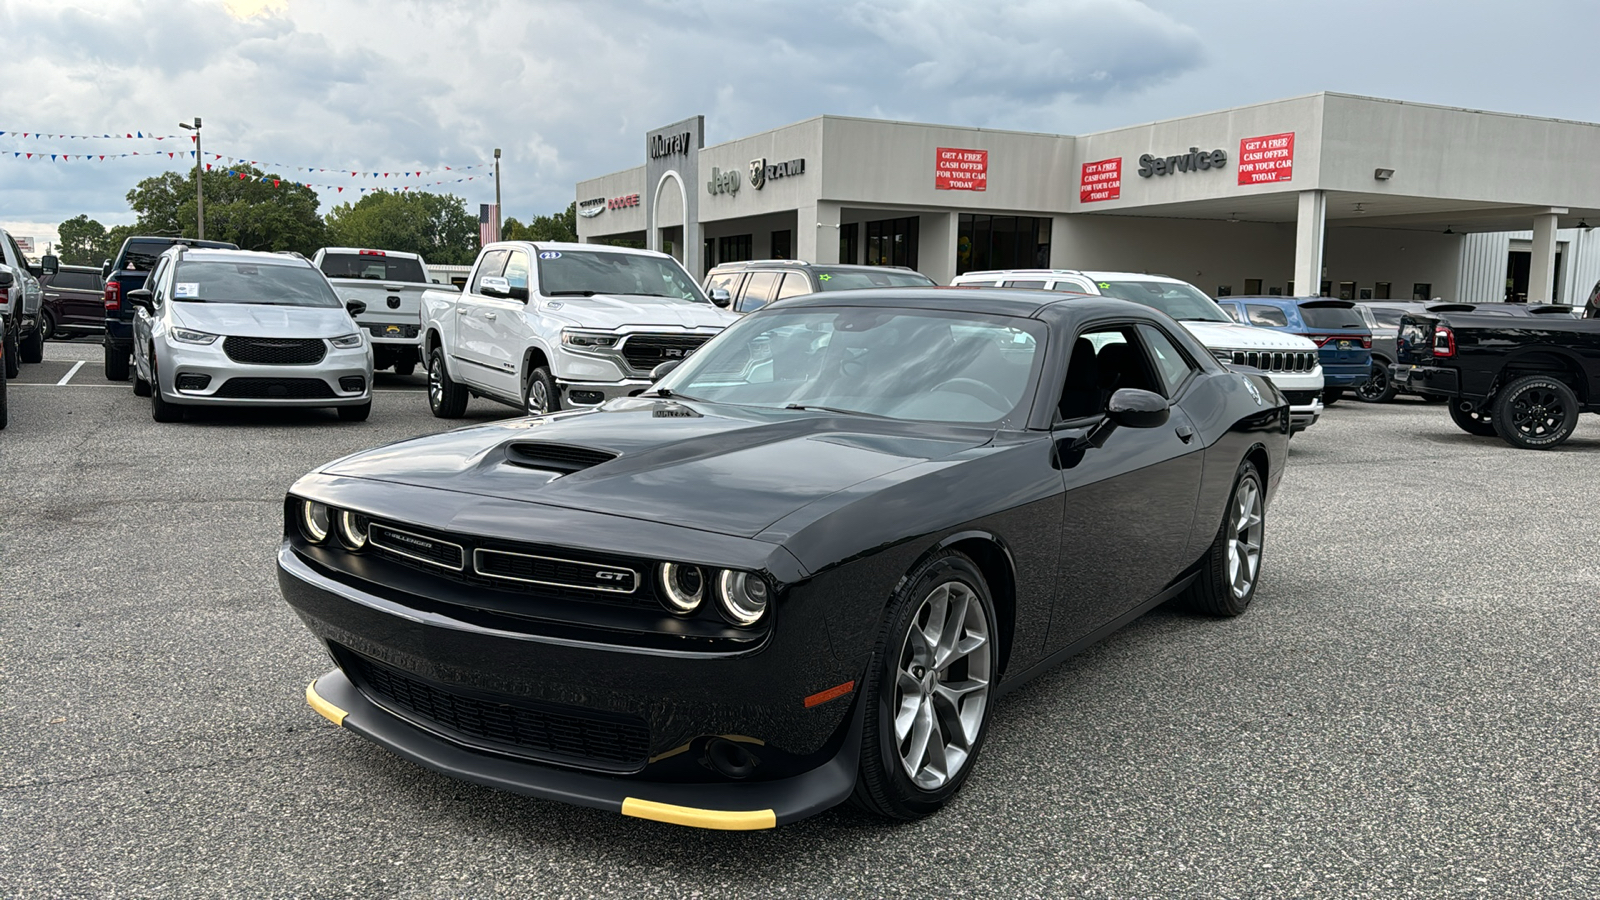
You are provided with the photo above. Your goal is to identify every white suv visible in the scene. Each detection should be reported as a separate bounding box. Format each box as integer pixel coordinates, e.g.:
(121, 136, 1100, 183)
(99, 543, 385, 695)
(952, 269, 1325, 431)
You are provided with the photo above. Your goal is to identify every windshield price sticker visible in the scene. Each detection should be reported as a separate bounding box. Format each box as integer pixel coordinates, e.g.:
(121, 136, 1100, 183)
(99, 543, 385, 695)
(174, 283, 199, 297)
(538, 251, 562, 260)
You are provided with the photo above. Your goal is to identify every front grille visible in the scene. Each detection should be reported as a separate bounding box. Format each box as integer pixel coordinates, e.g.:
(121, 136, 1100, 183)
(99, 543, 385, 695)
(338, 647, 651, 770)
(619, 334, 711, 372)
(223, 336, 326, 365)
(1230, 350, 1316, 372)
(368, 324, 420, 339)
(369, 523, 464, 570)
(214, 378, 334, 399)
(1281, 390, 1320, 405)
(506, 442, 618, 474)
(474, 548, 639, 594)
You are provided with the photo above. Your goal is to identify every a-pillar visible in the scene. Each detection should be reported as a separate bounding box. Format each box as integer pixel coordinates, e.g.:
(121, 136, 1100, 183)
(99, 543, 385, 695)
(1293, 190, 1326, 297)
(1529, 209, 1564, 303)
(797, 201, 842, 265)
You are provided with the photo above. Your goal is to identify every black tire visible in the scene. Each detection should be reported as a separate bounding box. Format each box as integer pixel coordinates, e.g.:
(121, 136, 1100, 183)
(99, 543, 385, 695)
(0, 355, 8, 429)
(3, 328, 17, 378)
(1184, 460, 1265, 617)
(1354, 362, 1399, 403)
(1322, 388, 1342, 406)
(19, 324, 43, 363)
(39, 310, 55, 342)
(149, 354, 183, 422)
(524, 365, 561, 416)
(337, 401, 372, 422)
(1447, 401, 1497, 436)
(427, 345, 468, 418)
(133, 366, 151, 397)
(851, 550, 997, 821)
(1491, 375, 1579, 450)
(104, 347, 130, 381)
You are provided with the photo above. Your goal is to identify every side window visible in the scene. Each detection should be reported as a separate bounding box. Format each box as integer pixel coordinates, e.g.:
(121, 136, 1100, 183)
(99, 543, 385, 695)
(1047, 281, 1085, 294)
(469, 249, 510, 294)
(739, 271, 780, 312)
(1056, 326, 1160, 421)
(1137, 324, 1197, 396)
(774, 272, 810, 301)
(1245, 304, 1289, 327)
(503, 251, 531, 292)
(1003, 280, 1048, 290)
(706, 271, 743, 296)
(149, 259, 171, 305)
(5, 233, 23, 267)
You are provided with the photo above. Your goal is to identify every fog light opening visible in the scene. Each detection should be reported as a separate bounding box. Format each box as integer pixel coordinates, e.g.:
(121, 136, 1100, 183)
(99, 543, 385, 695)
(704, 737, 757, 780)
(569, 389, 605, 405)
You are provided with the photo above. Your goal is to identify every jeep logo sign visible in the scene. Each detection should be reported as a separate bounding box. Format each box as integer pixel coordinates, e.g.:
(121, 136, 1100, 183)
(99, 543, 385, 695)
(1138, 147, 1227, 177)
(649, 131, 692, 159)
(706, 166, 741, 196)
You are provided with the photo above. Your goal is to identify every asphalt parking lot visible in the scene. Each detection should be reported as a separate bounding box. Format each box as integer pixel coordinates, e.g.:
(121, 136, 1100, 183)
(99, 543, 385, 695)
(2, 339, 1597, 899)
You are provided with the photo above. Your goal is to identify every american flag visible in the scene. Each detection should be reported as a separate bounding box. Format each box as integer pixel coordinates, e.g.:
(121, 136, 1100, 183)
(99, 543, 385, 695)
(479, 203, 500, 245)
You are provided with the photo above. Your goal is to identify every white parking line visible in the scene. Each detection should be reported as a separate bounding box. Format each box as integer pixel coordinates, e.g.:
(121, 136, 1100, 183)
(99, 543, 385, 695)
(55, 361, 86, 385)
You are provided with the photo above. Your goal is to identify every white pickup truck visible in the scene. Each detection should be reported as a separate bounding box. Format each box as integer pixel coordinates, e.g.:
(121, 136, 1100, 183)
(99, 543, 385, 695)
(420, 241, 738, 417)
(312, 247, 433, 376)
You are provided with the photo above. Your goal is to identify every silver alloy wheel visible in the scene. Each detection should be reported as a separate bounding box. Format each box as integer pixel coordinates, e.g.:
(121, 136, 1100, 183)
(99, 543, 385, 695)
(892, 580, 992, 791)
(527, 377, 550, 415)
(428, 355, 445, 410)
(1227, 478, 1264, 599)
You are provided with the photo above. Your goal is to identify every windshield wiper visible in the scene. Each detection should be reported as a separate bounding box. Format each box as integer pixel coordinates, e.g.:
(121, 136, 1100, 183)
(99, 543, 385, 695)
(546, 290, 597, 297)
(782, 403, 889, 418)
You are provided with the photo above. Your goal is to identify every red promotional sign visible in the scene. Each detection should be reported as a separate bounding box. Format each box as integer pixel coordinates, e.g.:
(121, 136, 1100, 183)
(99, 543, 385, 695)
(1238, 132, 1294, 185)
(936, 147, 988, 191)
(1079, 158, 1121, 203)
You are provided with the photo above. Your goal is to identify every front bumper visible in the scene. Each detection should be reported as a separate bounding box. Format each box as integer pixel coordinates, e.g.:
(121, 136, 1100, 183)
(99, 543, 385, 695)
(1289, 398, 1323, 432)
(1391, 363, 1459, 397)
(157, 340, 372, 407)
(1321, 363, 1373, 388)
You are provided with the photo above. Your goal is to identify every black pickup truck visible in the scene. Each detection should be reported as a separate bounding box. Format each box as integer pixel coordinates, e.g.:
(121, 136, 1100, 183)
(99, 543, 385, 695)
(101, 235, 237, 380)
(1393, 309, 1600, 449)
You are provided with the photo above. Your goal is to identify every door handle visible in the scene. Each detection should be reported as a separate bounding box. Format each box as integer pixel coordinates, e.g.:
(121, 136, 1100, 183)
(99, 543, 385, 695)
(483, 311, 497, 320)
(44, 292, 59, 298)
(1175, 424, 1195, 443)
(456, 307, 468, 315)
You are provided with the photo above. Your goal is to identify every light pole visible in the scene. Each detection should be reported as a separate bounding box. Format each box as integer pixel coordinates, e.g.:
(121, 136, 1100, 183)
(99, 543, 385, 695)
(178, 117, 203, 239)
(493, 147, 502, 241)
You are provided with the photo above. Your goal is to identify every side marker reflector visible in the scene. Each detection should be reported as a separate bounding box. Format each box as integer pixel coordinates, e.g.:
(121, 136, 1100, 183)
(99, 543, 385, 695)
(803, 680, 855, 708)
(306, 680, 348, 726)
(621, 798, 776, 830)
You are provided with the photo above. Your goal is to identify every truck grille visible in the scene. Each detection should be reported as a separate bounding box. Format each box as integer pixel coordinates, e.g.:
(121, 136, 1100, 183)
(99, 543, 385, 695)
(619, 334, 711, 372)
(367, 324, 420, 339)
(1230, 350, 1316, 372)
(223, 336, 326, 365)
(336, 647, 651, 771)
(214, 378, 334, 399)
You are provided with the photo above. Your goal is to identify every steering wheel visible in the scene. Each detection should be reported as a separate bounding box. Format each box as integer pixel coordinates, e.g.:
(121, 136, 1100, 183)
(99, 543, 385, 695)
(931, 377, 1011, 410)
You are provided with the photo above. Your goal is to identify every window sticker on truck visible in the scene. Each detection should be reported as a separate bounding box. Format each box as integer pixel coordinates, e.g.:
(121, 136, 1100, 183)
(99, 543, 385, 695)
(538, 251, 561, 260)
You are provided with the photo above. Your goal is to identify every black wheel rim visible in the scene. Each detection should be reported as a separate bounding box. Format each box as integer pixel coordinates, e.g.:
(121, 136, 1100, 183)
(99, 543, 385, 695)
(428, 356, 444, 411)
(1356, 366, 1388, 401)
(1509, 387, 1566, 438)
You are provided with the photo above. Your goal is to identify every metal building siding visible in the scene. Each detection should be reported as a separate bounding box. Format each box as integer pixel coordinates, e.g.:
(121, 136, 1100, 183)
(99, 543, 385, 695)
(1457, 232, 1510, 303)
(1561, 228, 1600, 306)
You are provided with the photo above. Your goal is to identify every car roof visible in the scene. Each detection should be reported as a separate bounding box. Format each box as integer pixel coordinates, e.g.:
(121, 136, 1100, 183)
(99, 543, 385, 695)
(760, 287, 1163, 323)
(485, 240, 667, 259)
(164, 247, 314, 267)
(709, 260, 922, 274)
(318, 247, 424, 260)
(953, 269, 1191, 286)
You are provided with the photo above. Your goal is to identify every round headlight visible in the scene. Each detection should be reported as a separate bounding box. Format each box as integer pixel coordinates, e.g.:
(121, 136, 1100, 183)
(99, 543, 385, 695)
(659, 562, 704, 614)
(299, 500, 330, 543)
(336, 510, 369, 549)
(716, 569, 769, 627)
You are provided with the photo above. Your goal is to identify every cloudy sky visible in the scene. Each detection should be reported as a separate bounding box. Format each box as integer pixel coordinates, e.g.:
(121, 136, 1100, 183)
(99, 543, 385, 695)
(2, 0, 1595, 248)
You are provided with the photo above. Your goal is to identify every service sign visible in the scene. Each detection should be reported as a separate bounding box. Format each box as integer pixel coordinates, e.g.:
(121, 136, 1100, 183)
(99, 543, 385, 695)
(1080, 158, 1121, 203)
(936, 148, 988, 191)
(1238, 133, 1294, 185)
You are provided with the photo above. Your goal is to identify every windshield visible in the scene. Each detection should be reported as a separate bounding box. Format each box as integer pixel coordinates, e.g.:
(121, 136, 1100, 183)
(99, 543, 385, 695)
(1094, 280, 1233, 323)
(319, 253, 426, 283)
(1369, 307, 1406, 327)
(536, 250, 708, 303)
(657, 307, 1044, 424)
(1300, 305, 1365, 329)
(172, 261, 341, 307)
(814, 268, 936, 291)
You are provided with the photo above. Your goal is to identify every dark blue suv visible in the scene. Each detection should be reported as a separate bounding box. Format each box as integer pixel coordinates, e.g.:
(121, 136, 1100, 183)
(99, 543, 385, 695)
(1218, 297, 1373, 403)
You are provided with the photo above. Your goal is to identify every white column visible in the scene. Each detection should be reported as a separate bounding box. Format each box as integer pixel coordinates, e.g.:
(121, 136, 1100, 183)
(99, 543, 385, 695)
(1530, 211, 1560, 304)
(1293, 190, 1326, 297)
(798, 201, 842, 265)
(918, 212, 960, 286)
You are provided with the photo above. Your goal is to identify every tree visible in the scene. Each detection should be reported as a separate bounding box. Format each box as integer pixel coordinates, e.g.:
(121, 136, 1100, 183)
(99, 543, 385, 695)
(323, 190, 480, 264)
(503, 202, 577, 243)
(57, 214, 111, 265)
(125, 165, 327, 255)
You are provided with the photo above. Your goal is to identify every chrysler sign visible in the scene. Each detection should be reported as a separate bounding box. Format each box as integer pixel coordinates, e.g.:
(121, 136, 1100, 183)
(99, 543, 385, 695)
(577, 197, 606, 218)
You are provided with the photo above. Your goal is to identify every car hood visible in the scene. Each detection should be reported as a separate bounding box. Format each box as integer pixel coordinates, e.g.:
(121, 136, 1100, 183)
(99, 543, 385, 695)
(321, 399, 991, 538)
(532, 295, 738, 331)
(170, 302, 357, 338)
(1181, 320, 1318, 351)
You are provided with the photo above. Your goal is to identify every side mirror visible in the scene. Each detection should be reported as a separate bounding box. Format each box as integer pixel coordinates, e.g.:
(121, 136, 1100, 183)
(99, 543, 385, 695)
(101, 259, 113, 277)
(480, 276, 511, 298)
(126, 289, 155, 314)
(1106, 388, 1171, 429)
(708, 287, 732, 308)
(345, 300, 368, 318)
(40, 255, 58, 276)
(651, 359, 682, 381)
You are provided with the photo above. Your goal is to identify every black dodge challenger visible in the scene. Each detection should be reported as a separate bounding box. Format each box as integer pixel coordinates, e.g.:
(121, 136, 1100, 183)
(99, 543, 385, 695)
(279, 290, 1290, 829)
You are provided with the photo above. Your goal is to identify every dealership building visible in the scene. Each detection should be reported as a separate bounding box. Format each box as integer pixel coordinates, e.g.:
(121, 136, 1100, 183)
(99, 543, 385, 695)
(575, 92, 1600, 305)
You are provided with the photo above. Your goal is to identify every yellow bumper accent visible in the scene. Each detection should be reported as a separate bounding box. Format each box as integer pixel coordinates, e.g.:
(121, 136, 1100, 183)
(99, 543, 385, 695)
(306, 680, 348, 726)
(620, 798, 776, 831)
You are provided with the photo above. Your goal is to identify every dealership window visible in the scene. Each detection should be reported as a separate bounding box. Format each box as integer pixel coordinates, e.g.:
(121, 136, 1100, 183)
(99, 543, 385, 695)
(1375, 282, 1392, 300)
(839, 223, 859, 265)
(771, 230, 793, 260)
(1413, 282, 1432, 301)
(956, 214, 1050, 275)
(1244, 278, 1262, 295)
(866, 216, 919, 269)
(702, 238, 715, 275)
(718, 234, 753, 266)
(1337, 281, 1355, 301)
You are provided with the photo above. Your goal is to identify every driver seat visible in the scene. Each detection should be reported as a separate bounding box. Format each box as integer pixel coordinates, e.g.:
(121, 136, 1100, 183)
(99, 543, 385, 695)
(1057, 338, 1100, 420)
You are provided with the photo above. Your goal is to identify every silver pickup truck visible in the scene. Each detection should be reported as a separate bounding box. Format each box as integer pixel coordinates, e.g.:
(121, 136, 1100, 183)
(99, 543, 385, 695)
(419, 241, 737, 417)
(312, 247, 433, 375)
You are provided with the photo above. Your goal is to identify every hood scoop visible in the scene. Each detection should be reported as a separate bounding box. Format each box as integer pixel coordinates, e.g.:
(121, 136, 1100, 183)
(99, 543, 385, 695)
(505, 442, 619, 475)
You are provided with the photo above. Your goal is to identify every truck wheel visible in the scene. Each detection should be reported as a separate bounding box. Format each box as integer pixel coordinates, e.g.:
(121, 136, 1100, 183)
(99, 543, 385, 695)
(39, 311, 55, 342)
(1447, 401, 1497, 436)
(427, 346, 468, 418)
(0, 357, 7, 428)
(3, 328, 17, 378)
(104, 347, 130, 381)
(1354, 363, 1398, 403)
(525, 366, 560, 416)
(1491, 375, 1579, 450)
(19, 325, 43, 363)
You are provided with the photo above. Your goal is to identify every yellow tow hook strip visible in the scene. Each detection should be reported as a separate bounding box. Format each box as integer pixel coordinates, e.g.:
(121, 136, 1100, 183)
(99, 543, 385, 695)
(306, 680, 348, 726)
(620, 798, 776, 830)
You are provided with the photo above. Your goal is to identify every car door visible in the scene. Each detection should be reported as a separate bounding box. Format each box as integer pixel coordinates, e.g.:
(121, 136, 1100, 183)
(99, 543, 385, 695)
(1044, 321, 1204, 652)
(132, 258, 171, 383)
(476, 248, 535, 399)
(737, 271, 780, 312)
(773, 272, 812, 304)
(453, 248, 511, 390)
